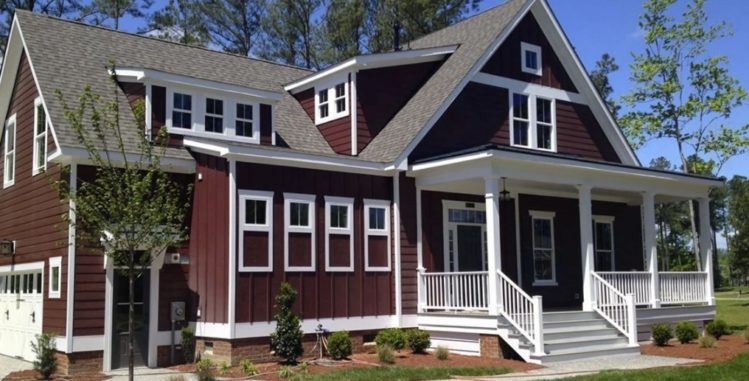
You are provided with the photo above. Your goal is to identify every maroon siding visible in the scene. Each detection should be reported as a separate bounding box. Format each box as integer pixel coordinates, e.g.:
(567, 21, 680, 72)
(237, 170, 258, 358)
(556, 100, 619, 162)
(158, 248, 191, 331)
(398, 174, 418, 314)
(0, 51, 69, 334)
(592, 201, 645, 272)
(234, 162, 393, 323)
(294, 85, 352, 155)
(260, 104, 273, 145)
(481, 13, 576, 92)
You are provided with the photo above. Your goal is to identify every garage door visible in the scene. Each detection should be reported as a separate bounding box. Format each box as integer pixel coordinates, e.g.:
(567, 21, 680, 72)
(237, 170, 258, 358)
(0, 270, 44, 361)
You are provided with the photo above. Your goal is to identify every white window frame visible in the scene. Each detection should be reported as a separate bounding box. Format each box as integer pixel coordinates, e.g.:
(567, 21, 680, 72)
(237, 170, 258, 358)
(204, 97, 224, 134)
(238, 190, 274, 272)
(593, 215, 616, 272)
(530, 210, 556, 286)
(3, 114, 16, 188)
(32, 97, 48, 175)
(324, 196, 354, 272)
(315, 75, 349, 125)
(284, 193, 316, 272)
(364, 199, 391, 272)
(49, 256, 61, 298)
(509, 93, 556, 152)
(521, 42, 542, 76)
(235, 102, 256, 138)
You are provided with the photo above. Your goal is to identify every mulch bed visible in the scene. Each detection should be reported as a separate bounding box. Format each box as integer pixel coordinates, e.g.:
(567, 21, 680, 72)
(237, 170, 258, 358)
(641, 334, 749, 364)
(3, 370, 108, 381)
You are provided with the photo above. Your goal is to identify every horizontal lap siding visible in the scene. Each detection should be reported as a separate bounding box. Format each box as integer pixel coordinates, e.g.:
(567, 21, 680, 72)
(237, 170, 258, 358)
(235, 162, 393, 323)
(294, 87, 352, 155)
(0, 52, 69, 334)
(556, 101, 620, 162)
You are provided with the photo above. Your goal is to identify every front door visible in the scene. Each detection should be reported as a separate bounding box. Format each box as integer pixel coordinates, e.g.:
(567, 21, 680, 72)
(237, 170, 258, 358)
(443, 201, 487, 272)
(112, 272, 149, 369)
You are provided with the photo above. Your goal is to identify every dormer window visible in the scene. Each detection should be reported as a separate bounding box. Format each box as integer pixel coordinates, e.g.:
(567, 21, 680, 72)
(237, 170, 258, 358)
(510, 92, 555, 151)
(521, 42, 542, 76)
(315, 77, 349, 124)
(172, 93, 192, 129)
(166, 88, 260, 143)
(236, 103, 254, 137)
(205, 98, 224, 133)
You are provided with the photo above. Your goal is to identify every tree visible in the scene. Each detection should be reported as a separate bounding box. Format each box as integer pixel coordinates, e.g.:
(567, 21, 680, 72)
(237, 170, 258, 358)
(142, 0, 209, 46)
(318, 0, 366, 66)
(258, 0, 321, 68)
(727, 176, 749, 285)
(651, 157, 695, 270)
(621, 0, 749, 268)
(0, 0, 82, 57)
(196, 0, 264, 56)
(589, 53, 620, 118)
(269, 282, 303, 364)
(56, 66, 191, 381)
(78, 0, 153, 30)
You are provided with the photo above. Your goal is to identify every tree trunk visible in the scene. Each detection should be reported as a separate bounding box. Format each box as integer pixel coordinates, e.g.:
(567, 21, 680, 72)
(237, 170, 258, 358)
(128, 257, 135, 381)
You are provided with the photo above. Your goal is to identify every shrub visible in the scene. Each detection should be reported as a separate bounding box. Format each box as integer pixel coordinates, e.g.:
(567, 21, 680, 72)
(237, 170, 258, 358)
(377, 344, 395, 364)
(404, 329, 431, 354)
(218, 361, 230, 375)
(743, 328, 749, 343)
(31, 332, 57, 380)
(298, 361, 309, 374)
(181, 326, 195, 363)
(239, 359, 258, 376)
(270, 282, 304, 364)
(327, 331, 353, 360)
(195, 359, 214, 381)
(699, 334, 716, 348)
(278, 365, 294, 379)
(706, 319, 730, 340)
(651, 323, 673, 346)
(674, 321, 699, 344)
(375, 328, 405, 351)
(434, 346, 450, 361)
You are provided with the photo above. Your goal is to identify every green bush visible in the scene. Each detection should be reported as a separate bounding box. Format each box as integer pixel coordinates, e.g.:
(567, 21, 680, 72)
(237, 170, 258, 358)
(270, 282, 304, 364)
(327, 331, 353, 360)
(706, 319, 730, 340)
(298, 361, 310, 374)
(377, 344, 395, 364)
(239, 359, 258, 376)
(743, 328, 749, 343)
(434, 346, 450, 361)
(651, 323, 673, 346)
(278, 365, 294, 379)
(674, 321, 699, 344)
(195, 359, 214, 381)
(699, 334, 716, 348)
(181, 326, 195, 363)
(31, 332, 57, 380)
(404, 329, 431, 354)
(375, 328, 405, 351)
(218, 361, 230, 375)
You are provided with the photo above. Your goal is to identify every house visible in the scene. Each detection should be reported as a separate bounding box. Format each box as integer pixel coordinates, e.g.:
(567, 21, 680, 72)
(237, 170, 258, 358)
(0, 0, 722, 374)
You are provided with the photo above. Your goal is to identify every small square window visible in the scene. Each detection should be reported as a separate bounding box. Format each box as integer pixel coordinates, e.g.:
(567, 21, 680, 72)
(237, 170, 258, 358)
(290, 202, 310, 227)
(172, 93, 192, 129)
(369, 207, 386, 231)
(236, 103, 254, 137)
(329, 205, 348, 229)
(521, 42, 542, 76)
(245, 199, 267, 225)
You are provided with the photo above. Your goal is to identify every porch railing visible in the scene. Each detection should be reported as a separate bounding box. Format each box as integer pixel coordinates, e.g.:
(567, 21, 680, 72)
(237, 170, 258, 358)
(596, 271, 652, 306)
(497, 270, 544, 355)
(659, 272, 708, 304)
(591, 272, 637, 346)
(419, 271, 489, 311)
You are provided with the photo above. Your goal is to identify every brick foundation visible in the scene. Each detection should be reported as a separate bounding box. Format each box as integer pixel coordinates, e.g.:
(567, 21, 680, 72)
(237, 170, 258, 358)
(55, 351, 103, 375)
(157, 345, 186, 367)
(479, 334, 502, 359)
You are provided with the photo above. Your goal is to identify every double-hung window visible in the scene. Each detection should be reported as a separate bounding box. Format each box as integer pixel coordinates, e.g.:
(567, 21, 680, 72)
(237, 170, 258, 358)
(204, 98, 224, 133)
(315, 78, 349, 124)
(284, 193, 316, 272)
(49, 256, 62, 298)
(239, 190, 274, 272)
(3, 114, 16, 188)
(364, 199, 391, 271)
(33, 98, 47, 175)
(325, 196, 354, 272)
(511, 93, 555, 151)
(530, 211, 556, 285)
(172, 92, 192, 129)
(593, 216, 615, 271)
(236, 103, 254, 137)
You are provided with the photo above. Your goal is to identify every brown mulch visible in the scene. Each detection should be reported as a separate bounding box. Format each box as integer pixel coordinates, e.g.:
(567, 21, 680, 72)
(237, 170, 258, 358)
(640, 334, 749, 364)
(2, 370, 108, 381)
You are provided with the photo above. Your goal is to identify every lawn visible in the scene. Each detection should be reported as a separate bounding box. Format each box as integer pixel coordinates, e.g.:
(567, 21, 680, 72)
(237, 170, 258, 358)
(565, 352, 749, 380)
(289, 366, 513, 381)
(715, 287, 749, 331)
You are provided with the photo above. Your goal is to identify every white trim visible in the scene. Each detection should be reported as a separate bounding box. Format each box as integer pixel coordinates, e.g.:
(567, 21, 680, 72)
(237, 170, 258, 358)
(32, 97, 48, 175)
(520, 42, 543, 76)
(509, 92, 556, 152)
(52, 146, 196, 174)
(350, 72, 358, 155)
(416, 188, 424, 270)
(592, 215, 615, 272)
(472, 72, 586, 104)
(364, 199, 392, 272)
(238, 190, 274, 272)
(283, 193, 316, 272)
(145, 82, 152, 139)
(441, 200, 488, 272)
(147, 264, 161, 367)
(227, 160, 237, 337)
(3, 113, 16, 188)
(513, 191, 522, 286)
(324, 196, 355, 272)
(103, 260, 113, 371)
(0, 260, 44, 272)
(393, 174, 403, 322)
(48, 256, 62, 299)
(65, 164, 76, 353)
(315, 74, 350, 125)
(529, 210, 556, 286)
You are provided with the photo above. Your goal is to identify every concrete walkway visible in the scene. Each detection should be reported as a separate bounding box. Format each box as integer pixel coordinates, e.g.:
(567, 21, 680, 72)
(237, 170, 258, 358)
(0, 355, 33, 380)
(106, 367, 198, 381)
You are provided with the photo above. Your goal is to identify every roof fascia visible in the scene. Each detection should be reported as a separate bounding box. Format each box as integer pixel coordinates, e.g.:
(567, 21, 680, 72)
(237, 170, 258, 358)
(51, 145, 196, 174)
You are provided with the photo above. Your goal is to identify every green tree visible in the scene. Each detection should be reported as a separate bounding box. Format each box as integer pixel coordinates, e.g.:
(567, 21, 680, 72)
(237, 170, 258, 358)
(56, 66, 191, 381)
(621, 0, 749, 268)
(258, 0, 321, 68)
(589, 53, 620, 118)
(0, 0, 82, 56)
(143, 0, 208, 46)
(651, 157, 695, 270)
(318, 0, 365, 66)
(196, 0, 265, 56)
(269, 282, 303, 364)
(727, 176, 749, 285)
(79, 0, 153, 30)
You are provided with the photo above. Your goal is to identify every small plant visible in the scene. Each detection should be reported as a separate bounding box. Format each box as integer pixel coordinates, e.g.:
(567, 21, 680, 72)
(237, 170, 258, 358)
(195, 358, 215, 381)
(706, 319, 730, 340)
(743, 328, 749, 343)
(31, 332, 58, 380)
(270, 282, 304, 364)
(675, 321, 699, 344)
(377, 344, 395, 364)
(699, 334, 716, 348)
(434, 345, 450, 361)
(327, 331, 353, 360)
(405, 329, 431, 354)
(651, 323, 673, 346)
(278, 365, 294, 379)
(181, 326, 195, 363)
(298, 361, 310, 374)
(239, 359, 258, 376)
(375, 328, 405, 351)
(218, 361, 230, 375)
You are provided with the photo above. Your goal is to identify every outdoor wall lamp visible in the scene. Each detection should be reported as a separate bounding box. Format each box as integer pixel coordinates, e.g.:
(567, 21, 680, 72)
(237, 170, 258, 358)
(0, 239, 14, 256)
(499, 177, 512, 202)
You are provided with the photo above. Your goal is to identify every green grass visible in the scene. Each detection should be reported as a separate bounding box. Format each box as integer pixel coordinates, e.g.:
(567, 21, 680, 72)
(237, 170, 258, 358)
(565, 352, 749, 380)
(716, 296, 749, 332)
(290, 366, 512, 381)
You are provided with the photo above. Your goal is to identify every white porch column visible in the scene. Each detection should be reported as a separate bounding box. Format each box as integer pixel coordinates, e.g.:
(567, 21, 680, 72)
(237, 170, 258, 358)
(642, 191, 660, 308)
(485, 177, 502, 315)
(698, 197, 716, 306)
(416, 187, 426, 312)
(578, 185, 595, 311)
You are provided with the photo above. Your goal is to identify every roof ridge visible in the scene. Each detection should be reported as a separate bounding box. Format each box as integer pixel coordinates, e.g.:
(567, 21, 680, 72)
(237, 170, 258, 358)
(14, 9, 313, 74)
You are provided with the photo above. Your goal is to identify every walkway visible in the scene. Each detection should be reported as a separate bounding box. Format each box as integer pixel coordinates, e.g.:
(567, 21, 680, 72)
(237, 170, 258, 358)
(106, 367, 197, 381)
(0, 355, 32, 380)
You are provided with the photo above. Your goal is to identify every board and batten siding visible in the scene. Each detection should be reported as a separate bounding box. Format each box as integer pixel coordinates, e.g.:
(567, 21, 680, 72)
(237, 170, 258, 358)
(0, 51, 69, 334)
(398, 174, 418, 314)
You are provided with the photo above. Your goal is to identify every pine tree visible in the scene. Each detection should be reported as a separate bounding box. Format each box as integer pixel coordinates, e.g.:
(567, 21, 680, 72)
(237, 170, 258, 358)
(318, 0, 365, 66)
(0, 0, 82, 57)
(269, 282, 303, 364)
(196, 0, 265, 56)
(589, 53, 620, 118)
(258, 0, 321, 68)
(79, 0, 153, 30)
(143, 0, 209, 46)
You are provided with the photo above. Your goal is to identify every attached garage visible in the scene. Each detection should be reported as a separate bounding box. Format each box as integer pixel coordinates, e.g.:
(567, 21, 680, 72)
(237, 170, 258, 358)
(0, 262, 44, 361)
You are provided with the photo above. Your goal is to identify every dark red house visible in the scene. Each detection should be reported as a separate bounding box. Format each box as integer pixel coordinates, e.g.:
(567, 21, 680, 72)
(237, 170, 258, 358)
(0, 0, 722, 373)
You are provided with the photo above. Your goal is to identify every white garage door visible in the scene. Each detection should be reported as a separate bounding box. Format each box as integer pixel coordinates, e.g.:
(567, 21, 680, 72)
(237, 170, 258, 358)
(0, 270, 44, 361)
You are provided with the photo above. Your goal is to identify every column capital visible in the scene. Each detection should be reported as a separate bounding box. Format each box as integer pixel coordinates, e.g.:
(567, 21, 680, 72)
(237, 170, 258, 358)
(576, 184, 593, 193)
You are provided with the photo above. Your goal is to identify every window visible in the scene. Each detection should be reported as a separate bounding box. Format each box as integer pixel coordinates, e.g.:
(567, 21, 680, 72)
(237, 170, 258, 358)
(510, 93, 555, 151)
(33, 98, 47, 175)
(284, 193, 316, 272)
(4, 114, 16, 187)
(318, 89, 329, 119)
(204, 98, 224, 133)
(315, 77, 349, 124)
(172, 92, 192, 129)
(49, 256, 62, 298)
(530, 211, 556, 285)
(521, 42, 542, 76)
(334, 83, 346, 113)
(239, 191, 274, 272)
(236, 103, 254, 137)
(325, 196, 354, 272)
(364, 199, 391, 271)
(594, 216, 615, 271)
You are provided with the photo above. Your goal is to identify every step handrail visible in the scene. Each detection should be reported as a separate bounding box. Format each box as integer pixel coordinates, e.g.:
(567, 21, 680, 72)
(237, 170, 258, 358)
(591, 272, 637, 346)
(497, 270, 544, 355)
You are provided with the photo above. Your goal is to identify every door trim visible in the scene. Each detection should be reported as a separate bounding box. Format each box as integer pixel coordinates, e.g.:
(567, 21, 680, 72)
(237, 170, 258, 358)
(441, 200, 487, 272)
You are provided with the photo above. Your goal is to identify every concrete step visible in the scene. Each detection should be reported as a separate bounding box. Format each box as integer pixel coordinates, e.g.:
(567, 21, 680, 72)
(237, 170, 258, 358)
(532, 343, 640, 363)
(542, 310, 598, 323)
(544, 336, 629, 352)
(543, 318, 610, 330)
(543, 326, 621, 341)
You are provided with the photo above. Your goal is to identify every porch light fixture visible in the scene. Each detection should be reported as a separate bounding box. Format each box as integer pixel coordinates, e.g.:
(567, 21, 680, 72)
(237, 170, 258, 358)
(499, 177, 512, 202)
(0, 239, 15, 256)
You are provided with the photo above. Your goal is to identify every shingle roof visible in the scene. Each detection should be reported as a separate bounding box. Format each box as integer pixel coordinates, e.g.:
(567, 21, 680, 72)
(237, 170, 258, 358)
(15, 10, 335, 159)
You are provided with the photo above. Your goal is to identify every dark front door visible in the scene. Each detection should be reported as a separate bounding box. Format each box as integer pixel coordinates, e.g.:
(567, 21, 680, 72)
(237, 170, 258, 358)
(112, 272, 149, 369)
(457, 225, 484, 271)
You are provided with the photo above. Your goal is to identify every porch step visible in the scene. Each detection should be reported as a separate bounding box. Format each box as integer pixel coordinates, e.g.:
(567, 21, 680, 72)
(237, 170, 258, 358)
(521, 335, 628, 352)
(542, 310, 598, 323)
(543, 318, 610, 329)
(531, 343, 640, 363)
